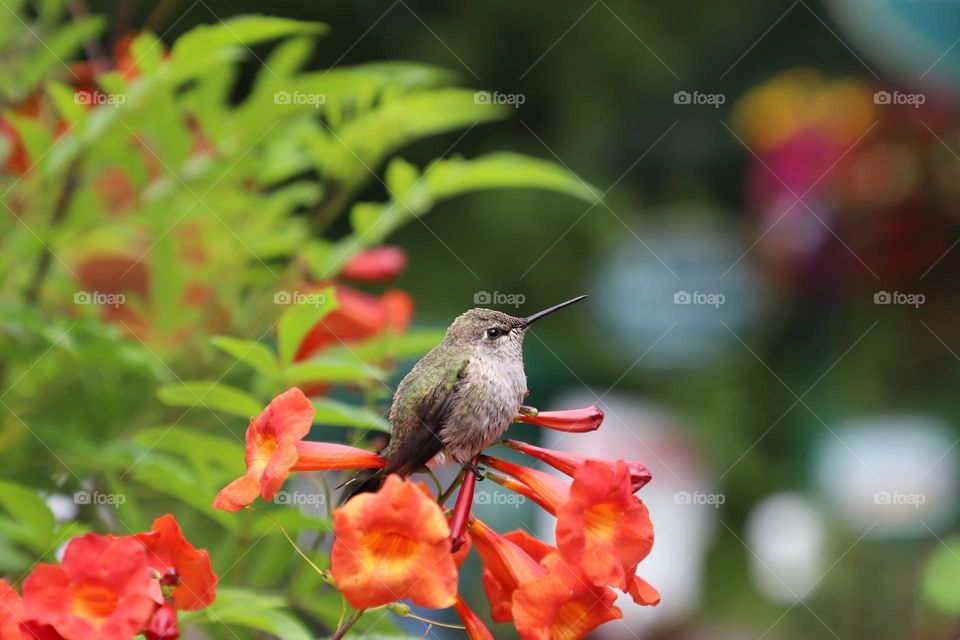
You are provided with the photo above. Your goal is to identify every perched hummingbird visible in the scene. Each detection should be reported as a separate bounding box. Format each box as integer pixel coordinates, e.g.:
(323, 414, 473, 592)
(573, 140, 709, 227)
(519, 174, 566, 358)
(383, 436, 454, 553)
(344, 295, 587, 498)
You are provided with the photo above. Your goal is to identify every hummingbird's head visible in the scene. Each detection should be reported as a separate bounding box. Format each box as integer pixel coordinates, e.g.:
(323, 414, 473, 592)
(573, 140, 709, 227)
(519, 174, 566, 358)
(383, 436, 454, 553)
(444, 296, 588, 357)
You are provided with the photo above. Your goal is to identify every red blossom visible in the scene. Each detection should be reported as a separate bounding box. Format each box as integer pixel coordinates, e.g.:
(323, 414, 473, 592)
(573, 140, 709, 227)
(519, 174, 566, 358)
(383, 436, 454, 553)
(516, 405, 604, 432)
(512, 554, 623, 640)
(213, 388, 385, 512)
(22, 534, 155, 640)
(143, 604, 179, 640)
(468, 519, 547, 623)
(341, 246, 407, 282)
(134, 514, 217, 610)
(453, 595, 495, 640)
(295, 285, 414, 360)
(503, 439, 652, 492)
(555, 460, 654, 591)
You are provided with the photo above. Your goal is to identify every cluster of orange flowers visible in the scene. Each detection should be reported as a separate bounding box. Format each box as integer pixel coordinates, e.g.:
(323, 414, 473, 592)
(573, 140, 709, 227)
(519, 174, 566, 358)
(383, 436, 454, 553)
(0, 515, 217, 640)
(214, 388, 658, 639)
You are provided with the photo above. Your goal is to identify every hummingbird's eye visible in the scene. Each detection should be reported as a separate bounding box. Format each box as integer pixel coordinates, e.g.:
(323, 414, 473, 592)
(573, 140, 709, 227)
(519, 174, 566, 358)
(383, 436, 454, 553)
(485, 328, 502, 339)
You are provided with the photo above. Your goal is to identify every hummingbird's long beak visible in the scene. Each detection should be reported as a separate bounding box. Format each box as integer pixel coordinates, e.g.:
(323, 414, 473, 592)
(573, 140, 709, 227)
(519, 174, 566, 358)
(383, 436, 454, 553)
(519, 295, 588, 329)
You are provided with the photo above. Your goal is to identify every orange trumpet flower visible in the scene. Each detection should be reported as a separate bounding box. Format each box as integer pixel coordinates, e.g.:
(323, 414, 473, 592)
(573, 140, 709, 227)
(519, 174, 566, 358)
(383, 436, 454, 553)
(213, 388, 384, 512)
(330, 475, 458, 610)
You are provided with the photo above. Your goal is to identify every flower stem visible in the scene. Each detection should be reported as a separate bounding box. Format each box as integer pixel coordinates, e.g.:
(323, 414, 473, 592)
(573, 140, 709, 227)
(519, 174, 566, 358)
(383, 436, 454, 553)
(332, 608, 364, 640)
(437, 468, 465, 506)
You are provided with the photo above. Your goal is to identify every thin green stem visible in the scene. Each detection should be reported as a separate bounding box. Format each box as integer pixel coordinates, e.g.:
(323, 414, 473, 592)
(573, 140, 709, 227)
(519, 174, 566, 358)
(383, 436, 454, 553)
(436, 468, 465, 506)
(331, 608, 364, 640)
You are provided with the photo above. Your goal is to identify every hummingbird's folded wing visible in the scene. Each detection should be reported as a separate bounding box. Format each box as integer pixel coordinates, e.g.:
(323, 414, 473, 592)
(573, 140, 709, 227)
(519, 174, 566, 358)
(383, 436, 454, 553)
(384, 357, 469, 477)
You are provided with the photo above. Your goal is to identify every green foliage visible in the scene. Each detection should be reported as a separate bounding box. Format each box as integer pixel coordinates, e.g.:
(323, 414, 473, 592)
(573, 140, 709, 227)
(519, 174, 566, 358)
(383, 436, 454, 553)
(0, 4, 598, 637)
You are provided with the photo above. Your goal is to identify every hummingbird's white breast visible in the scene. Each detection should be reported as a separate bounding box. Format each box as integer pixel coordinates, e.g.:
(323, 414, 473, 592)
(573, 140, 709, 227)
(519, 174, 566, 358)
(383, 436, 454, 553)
(439, 342, 527, 464)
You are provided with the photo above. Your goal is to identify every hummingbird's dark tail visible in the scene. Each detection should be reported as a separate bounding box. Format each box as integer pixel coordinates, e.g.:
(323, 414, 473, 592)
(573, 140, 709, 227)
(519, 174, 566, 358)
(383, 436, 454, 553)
(339, 468, 386, 503)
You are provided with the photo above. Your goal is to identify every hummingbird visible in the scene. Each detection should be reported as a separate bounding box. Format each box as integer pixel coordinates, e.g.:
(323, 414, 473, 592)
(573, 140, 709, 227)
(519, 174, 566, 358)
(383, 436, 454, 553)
(344, 295, 588, 499)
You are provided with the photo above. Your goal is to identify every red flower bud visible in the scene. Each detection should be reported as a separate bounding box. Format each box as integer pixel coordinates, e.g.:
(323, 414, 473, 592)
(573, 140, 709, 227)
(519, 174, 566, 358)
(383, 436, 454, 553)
(144, 604, 179, 640)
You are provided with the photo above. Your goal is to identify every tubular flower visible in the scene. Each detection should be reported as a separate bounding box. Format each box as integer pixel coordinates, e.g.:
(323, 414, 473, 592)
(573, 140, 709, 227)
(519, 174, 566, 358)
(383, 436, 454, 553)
(449, 468, 478, 552)
(295, 285, 414, 359)
(485, 456, 655, 593)
(341, 245, 407, 282)
(143, 604, 179, 640)
(556, 460, 654, 591)
(482, 456, 571, 513)
(134, 514, 217, 610)
(22, 534, 155, 640)
(502, 439, 652, 492)
(330, 475, 457, 610)
(453, 596, 495, 640)
(213, 388, 384, 512)
(512, 554, 623, 640)
(469, 519, 547, 623)
(516, 405, 604, 432)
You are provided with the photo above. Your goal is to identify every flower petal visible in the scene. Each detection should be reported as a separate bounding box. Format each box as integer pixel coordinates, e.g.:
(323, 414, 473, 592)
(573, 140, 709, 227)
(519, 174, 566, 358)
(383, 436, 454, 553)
(453, 595, 495, 640)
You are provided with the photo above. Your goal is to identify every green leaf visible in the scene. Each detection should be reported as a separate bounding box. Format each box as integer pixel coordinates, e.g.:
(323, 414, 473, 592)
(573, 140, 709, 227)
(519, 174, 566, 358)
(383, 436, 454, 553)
(341, 329, 445, 361)
(385, 156, 420, 196)
(284, 356, 387, 387)
(349, 201, 383, 236)
(157, 381, 262, 418)
(133, 427, 245, 469)
(320, 153, 600, 274)
(425, 151, 600, 203)
(276, 286, 337, 364)
(190, 587, 314, 640)
(312, 398, 391, 432)
(210, 336, 280, 378)
(0, 480, 55, 552)
(45, 81, 88, 125)
(923, 535, 960, 613)
(172, 15, 327, 64)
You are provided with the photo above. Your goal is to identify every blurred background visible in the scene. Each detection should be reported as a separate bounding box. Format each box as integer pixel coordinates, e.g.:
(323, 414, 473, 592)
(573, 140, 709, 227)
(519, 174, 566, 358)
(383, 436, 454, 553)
(3, 0, 960, 638)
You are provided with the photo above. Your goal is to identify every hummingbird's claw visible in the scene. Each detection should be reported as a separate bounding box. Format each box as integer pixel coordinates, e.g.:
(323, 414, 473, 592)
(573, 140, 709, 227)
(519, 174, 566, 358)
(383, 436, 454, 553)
(463, 461, 486, 480)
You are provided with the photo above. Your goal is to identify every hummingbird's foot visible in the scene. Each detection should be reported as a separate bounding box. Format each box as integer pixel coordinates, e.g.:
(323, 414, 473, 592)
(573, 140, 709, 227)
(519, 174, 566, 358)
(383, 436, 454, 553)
(463, 461, 486, 480)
